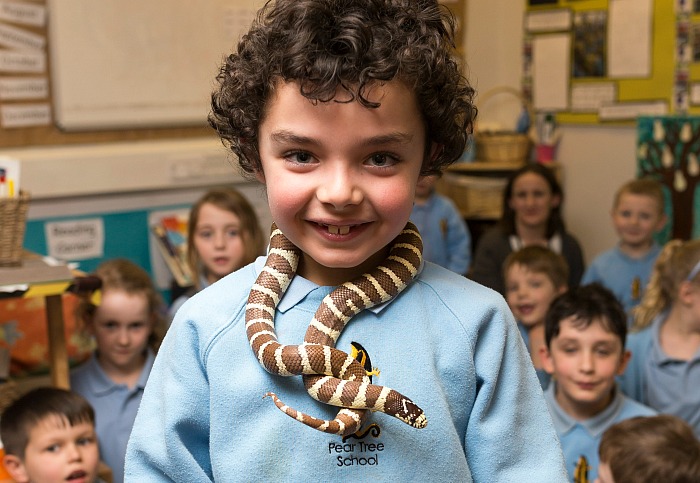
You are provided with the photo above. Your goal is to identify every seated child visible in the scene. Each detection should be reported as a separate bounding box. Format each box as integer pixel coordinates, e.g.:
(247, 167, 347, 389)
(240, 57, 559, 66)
(125, 1, 569, 480)
(1, 387, 101, 483)
(410, 174, 472, 275)
(169, 187, 264, 318)
(540, 283, 656, 483)
(71, 259, 166, 483)
(596, 415, 700, 483)
(620, 239, 700, 437)
(504, 245, 568, 389)
(582, 178, 666, 317)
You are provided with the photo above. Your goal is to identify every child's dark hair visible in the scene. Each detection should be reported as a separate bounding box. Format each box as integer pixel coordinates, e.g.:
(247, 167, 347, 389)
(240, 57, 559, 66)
(503, 245, 569, 289)
(544, 283, 627, 348)
(76, 259, 167, 352)
(599, 415, 700, 483)
(209, 0, 476, 176)
(186, 188, 264, 290)
(500, 164, 565, 238)
(1, 387, 95, 459)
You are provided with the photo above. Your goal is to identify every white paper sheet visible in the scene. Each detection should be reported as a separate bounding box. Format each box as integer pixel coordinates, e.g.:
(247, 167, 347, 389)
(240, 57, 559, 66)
(45, 218, 105, 261)
(598, 101, 667, 121)
(0, 49, 45, 73)
(0, 76, 47, 100)
(571, 83, 616, 112)
(533, 33, 570, 111)
(0, 102, 50, 127)
(526, 9, 572, 33)
(608, 0, 652, 78)
(0, 1, 46, 27)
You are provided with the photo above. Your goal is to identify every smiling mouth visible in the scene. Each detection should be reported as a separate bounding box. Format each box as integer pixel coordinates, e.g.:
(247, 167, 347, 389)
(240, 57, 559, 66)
(320, 223, 351, 235)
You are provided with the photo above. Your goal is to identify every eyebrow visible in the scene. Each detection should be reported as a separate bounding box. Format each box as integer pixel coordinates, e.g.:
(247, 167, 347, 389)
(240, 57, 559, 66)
(269, 130, 414, 147)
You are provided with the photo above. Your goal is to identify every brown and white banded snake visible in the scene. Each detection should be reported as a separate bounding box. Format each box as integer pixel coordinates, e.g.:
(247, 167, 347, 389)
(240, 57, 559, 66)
(245, 222, 427, 436)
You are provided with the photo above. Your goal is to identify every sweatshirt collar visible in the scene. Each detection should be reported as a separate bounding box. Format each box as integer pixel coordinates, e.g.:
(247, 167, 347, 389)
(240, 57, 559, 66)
(545, 382, 625, 437)
(254, 253, 424, 315)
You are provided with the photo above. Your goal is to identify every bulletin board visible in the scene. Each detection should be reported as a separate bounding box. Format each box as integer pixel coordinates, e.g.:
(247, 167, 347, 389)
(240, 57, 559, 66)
(523, 0, 697, 124)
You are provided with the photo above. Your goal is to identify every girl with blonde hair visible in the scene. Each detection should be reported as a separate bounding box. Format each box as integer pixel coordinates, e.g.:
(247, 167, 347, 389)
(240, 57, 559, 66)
(619, 239, 700, 437)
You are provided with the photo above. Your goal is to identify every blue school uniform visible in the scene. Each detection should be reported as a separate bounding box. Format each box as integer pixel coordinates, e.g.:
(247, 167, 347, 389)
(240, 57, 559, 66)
(126, 259, 567, 482)
(517, 323, 551, 389)
(581, 243, 661, 315)
(619, 312, 700, 438)
(544, 383, 656, 482)
(410, 192, 471, 275)
(70, 349, 155, 483)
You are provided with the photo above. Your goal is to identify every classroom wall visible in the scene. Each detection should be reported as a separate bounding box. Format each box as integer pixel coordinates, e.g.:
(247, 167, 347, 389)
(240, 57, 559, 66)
(465, 0, 637, 263)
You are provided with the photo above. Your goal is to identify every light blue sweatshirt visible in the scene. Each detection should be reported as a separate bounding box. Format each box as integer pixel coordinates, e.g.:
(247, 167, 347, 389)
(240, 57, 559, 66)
(126, 259, 567, 482)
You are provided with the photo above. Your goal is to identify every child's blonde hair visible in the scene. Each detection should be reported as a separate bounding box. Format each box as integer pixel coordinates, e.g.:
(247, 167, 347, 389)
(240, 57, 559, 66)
(633, 239, 700, 329)
(76, 259, 167, 352)
(613, 177, 665, 214)
(186, 188, 264, 290)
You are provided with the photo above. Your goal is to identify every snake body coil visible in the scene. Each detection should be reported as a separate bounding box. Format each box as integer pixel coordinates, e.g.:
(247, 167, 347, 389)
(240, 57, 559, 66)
(246, 222, 427, 436)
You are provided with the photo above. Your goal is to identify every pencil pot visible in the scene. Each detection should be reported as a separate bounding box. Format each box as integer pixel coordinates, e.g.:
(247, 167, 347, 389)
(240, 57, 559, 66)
(0, 191, 30, 267)
(474, 86, 532, 165)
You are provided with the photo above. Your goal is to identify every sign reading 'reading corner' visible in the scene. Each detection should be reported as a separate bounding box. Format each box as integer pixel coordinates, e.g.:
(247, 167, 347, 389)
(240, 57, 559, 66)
(45, 218, 104, 261)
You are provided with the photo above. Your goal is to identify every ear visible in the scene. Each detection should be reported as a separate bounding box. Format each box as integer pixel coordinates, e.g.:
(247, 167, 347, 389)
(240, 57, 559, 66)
(539, 345, 556, 375)
(655, 212, 668, 232)
(254, 168, 266, 184)
(3, 454, 29, 483)
(678, 280, 696, 305)
(428, 142, 442, 163)
(615, 349, 632, 376)
(557, 284, 568, 295)
(550, 193, 561, 209)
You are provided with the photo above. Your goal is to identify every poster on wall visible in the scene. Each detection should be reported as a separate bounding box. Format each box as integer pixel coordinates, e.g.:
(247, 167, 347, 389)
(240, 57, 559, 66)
(637, 116, 700, 241)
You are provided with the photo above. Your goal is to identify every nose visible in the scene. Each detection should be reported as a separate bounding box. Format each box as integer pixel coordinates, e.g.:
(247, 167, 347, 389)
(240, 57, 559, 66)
(66, 443, 81, 462)
(316, 163, 363, 209)
(579, 350, 594, 373)
(213, 230, 226, 249)
(117, 326, 130, 345)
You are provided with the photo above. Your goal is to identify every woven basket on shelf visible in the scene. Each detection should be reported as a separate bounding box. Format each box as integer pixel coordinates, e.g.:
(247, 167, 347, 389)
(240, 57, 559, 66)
(0, 191, 29, 267)
(475, 86, 532, 164)
(439, 173, 507, 219)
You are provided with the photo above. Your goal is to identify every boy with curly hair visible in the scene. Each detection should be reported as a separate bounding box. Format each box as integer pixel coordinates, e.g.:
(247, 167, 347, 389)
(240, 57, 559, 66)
(126, 1, 568, 480)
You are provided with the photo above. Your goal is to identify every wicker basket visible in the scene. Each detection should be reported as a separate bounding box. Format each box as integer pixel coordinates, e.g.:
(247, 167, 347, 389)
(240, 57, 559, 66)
(0, 191, 30, 267)
(475, 86, 532, 164)
(439, 173, 507, 219)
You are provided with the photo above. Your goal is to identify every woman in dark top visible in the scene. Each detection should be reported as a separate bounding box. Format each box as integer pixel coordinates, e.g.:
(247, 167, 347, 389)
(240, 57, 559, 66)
(469, 163, 584, 294)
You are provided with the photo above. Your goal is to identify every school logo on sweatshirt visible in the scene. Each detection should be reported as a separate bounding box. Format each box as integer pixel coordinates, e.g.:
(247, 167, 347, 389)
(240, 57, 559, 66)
(326, 342, 385, 468)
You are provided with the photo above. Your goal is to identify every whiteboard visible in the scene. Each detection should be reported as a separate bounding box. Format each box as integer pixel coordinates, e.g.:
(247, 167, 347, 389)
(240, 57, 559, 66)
(48, 0, 262, 131)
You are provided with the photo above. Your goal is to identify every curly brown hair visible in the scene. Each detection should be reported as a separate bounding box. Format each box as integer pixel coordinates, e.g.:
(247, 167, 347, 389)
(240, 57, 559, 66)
(209, 0, 475, 176)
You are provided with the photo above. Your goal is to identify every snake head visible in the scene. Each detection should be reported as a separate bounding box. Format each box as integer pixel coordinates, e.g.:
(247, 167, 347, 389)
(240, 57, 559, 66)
(398, 399, 427, 429)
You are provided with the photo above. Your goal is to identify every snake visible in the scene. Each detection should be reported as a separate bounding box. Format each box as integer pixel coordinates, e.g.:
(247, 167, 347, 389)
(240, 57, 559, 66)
(245, 222, 427, 436)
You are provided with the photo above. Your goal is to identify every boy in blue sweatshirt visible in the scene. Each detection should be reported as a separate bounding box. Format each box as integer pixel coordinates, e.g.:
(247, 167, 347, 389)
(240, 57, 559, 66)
(540, 284, 656, 483)
(125, 1, 567, 481)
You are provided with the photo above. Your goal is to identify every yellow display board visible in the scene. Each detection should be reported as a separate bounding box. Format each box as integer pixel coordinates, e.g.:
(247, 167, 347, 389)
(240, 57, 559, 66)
(524, 0, 692, 124)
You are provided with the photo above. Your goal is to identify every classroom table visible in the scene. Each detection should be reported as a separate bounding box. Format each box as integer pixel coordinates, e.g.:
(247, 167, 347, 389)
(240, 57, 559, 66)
(0, 252, 74, 389)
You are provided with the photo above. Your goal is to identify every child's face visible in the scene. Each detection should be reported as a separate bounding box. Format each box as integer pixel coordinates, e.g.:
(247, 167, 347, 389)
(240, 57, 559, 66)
(193, 202, 247, 284)
(3, 415, 99, 483)
(256, 80, 429, 286)
(541, 316, 630, 420)
(505, 264, 564, 328)
(594, 461, 615, 483)
(91, 289, 152, 375)
(508, 172, 560, 231)
(611, 193, 666, 251)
